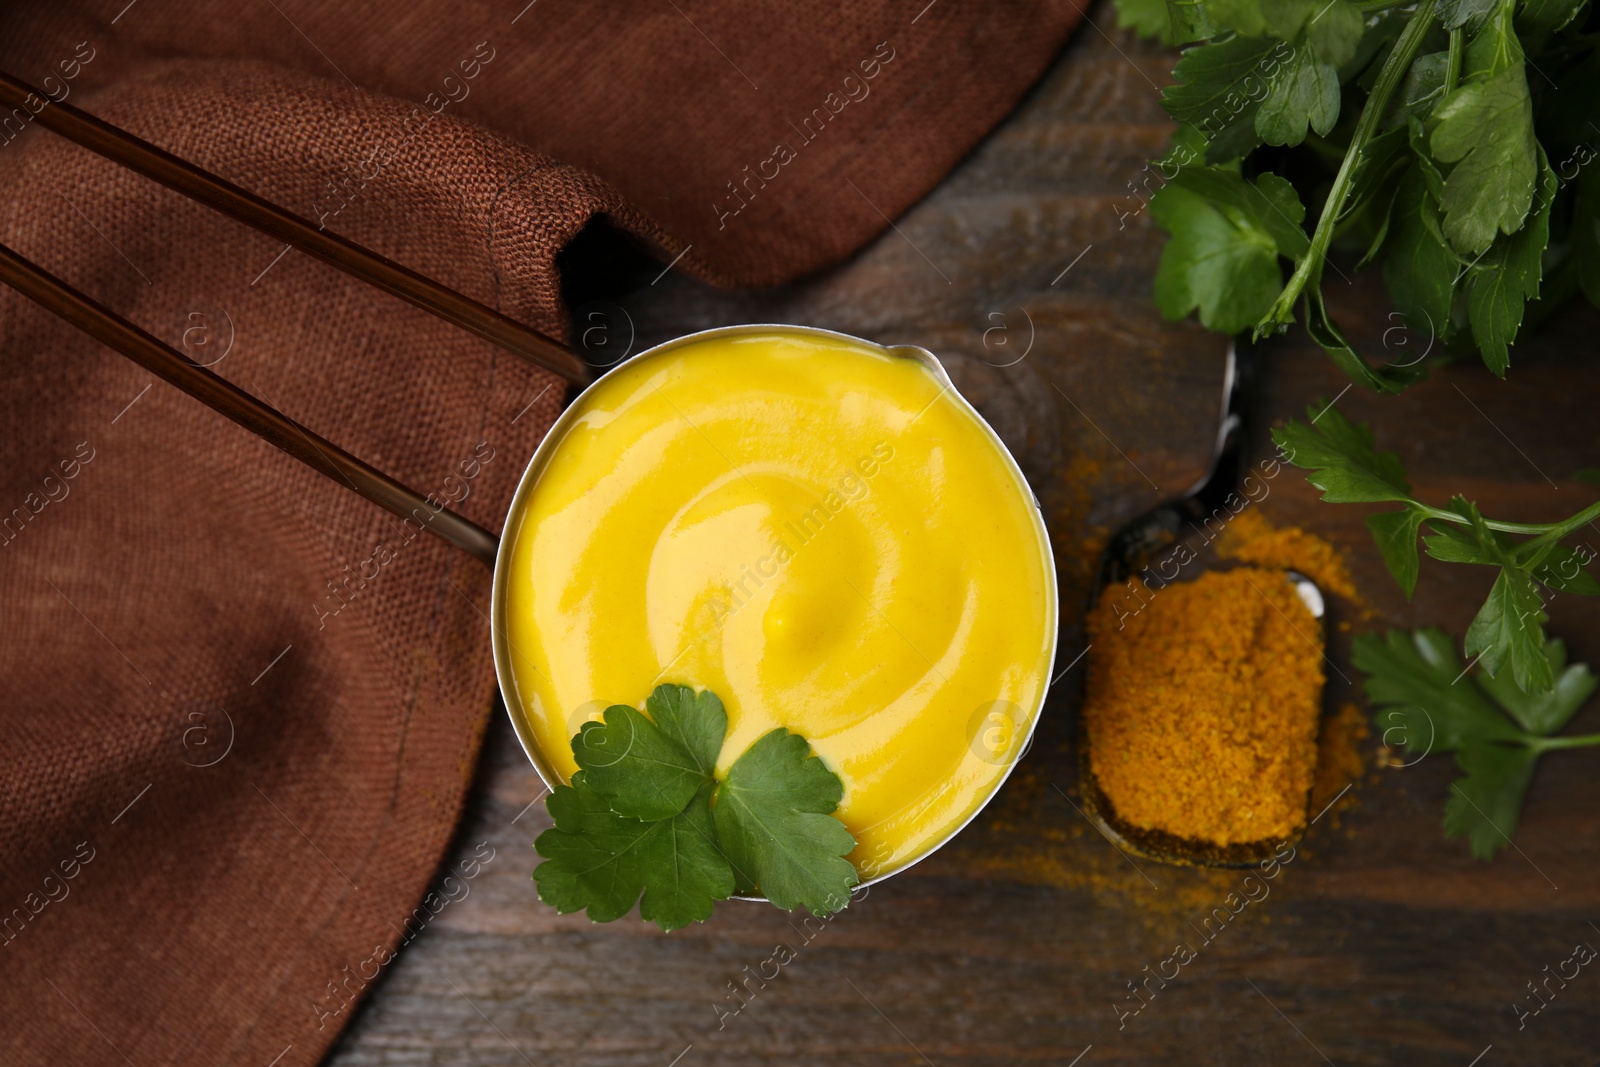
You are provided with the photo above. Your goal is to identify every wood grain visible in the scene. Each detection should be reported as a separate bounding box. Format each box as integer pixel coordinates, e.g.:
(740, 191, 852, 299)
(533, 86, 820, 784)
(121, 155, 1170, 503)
(325, 18, 1600, 1067)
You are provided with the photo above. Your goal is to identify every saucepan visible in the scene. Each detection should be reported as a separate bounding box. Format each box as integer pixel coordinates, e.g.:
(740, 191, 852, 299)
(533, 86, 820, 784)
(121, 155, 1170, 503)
(0, 70, 1060, 892)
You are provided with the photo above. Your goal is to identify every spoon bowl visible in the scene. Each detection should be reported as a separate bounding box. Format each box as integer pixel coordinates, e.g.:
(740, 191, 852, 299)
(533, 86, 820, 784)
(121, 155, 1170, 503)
(1077, 339, 1329, 868)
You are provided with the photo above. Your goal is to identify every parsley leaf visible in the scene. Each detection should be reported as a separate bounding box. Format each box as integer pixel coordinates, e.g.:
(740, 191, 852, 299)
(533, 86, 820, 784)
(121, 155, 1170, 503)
(1169, 0, 1219, 42)
(1382, 165, 1458, 339)
(1162, 35, 1285, 163)
(1386, 52, 1451, 132)
(533, 774, 735, 930)
(1430, 17, 1538, 255)
(1256, 39, 1341, 145)
(1442, 744, 1538, 859)
(1171, 167, 1311, 257)
(1438, 0, 1497, 29)
(1515, 0, 1588, 35)
(1256, 0, 1364, 145)
(1355, 627, 1521, 749)
(1197, 0, 1268, 37)
(711, 728, 860, 915)
(1366, 506, 1428, 598)
(1357, 630, 1599, 859)
(534, 686, 859, 929)
(1464, 148, 1555, 375)
(1478, 639, 1597, 733)
(573, 685, 725, 820)
(1151, 170, 1303, 334)
(1443, 500, 1553, 693)
(1270, 401, 1412, 503)
(1466, 568, 1552, 693)
(1532, 545, 1600, 597)
(1421, 495, 1509, 564)
(1302, 0, 1364, 66)
(1111, 0, 1179, 44)
(646, 684, 727, 769)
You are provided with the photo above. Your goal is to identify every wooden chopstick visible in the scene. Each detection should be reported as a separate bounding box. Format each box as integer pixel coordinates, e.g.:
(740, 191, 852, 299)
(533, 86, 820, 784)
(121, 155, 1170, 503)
(0, 69, 589, 386)
(0, 239, 502, 568)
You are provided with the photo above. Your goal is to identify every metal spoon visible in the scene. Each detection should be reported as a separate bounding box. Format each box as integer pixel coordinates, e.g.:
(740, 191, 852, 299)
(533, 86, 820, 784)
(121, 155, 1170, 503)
(1076, 338, 1327, 867)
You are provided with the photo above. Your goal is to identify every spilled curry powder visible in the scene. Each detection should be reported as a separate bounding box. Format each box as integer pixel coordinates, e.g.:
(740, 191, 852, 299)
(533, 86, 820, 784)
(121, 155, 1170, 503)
(1309, 703, 1369, 823)
(1085, 567, 1324, 846)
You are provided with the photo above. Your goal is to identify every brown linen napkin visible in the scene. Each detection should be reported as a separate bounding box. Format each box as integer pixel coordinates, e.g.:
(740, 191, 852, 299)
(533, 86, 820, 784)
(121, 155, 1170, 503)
(0, 4, 1083, 1065)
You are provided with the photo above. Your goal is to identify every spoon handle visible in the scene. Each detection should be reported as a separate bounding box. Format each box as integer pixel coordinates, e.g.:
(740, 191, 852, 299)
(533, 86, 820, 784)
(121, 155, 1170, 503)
(1187, 336, 1258, 518)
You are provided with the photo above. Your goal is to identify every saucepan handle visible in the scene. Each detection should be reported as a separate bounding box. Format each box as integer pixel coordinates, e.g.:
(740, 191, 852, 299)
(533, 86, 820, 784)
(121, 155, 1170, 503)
(0, 241, 502, 569)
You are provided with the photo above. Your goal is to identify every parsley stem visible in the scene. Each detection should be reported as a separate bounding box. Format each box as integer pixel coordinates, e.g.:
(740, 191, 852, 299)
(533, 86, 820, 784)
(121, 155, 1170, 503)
(1445, 29, 1463, 94)
(1529, 733, 1600, 751)
(1417, 505, 1549, 535)
(1257, 0, 1439, 335)
(1415, 500, 1600, 539)
(1516, 499, 1600, 551)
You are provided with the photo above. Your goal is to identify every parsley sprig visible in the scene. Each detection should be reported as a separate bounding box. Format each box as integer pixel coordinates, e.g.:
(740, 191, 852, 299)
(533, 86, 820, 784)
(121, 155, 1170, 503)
(1274, 403, 1600, 693)
(533, 685, 859, 931)
(1116, 0, 1600, 383)
(1357, 628, 1597, 857)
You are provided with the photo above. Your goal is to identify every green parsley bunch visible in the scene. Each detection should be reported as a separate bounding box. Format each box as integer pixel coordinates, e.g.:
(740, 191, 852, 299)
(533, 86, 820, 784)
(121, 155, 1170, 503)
(1275, 404, 1600, 856)
(533, 685, 859, 931)
(1275, 404, 1600, 694)
(1115, 0, 1600, 385)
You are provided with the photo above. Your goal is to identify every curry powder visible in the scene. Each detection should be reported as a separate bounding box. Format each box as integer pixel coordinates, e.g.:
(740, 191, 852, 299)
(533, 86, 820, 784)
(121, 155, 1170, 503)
(1085, 567, 1324, 845)
(1218, 510, 1357, 603)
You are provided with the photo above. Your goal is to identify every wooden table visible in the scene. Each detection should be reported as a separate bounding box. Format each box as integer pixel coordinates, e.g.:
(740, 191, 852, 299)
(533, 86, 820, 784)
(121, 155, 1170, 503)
(326, 17, 1600, 1067)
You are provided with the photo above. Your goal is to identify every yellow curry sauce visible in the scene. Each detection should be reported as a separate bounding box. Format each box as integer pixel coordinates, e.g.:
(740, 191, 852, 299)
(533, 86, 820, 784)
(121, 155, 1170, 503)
(498, 329, 1056, 878)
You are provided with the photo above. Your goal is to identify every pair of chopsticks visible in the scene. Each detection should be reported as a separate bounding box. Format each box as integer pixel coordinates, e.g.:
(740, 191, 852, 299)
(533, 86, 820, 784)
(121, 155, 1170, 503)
(0, 69, 591, 567)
